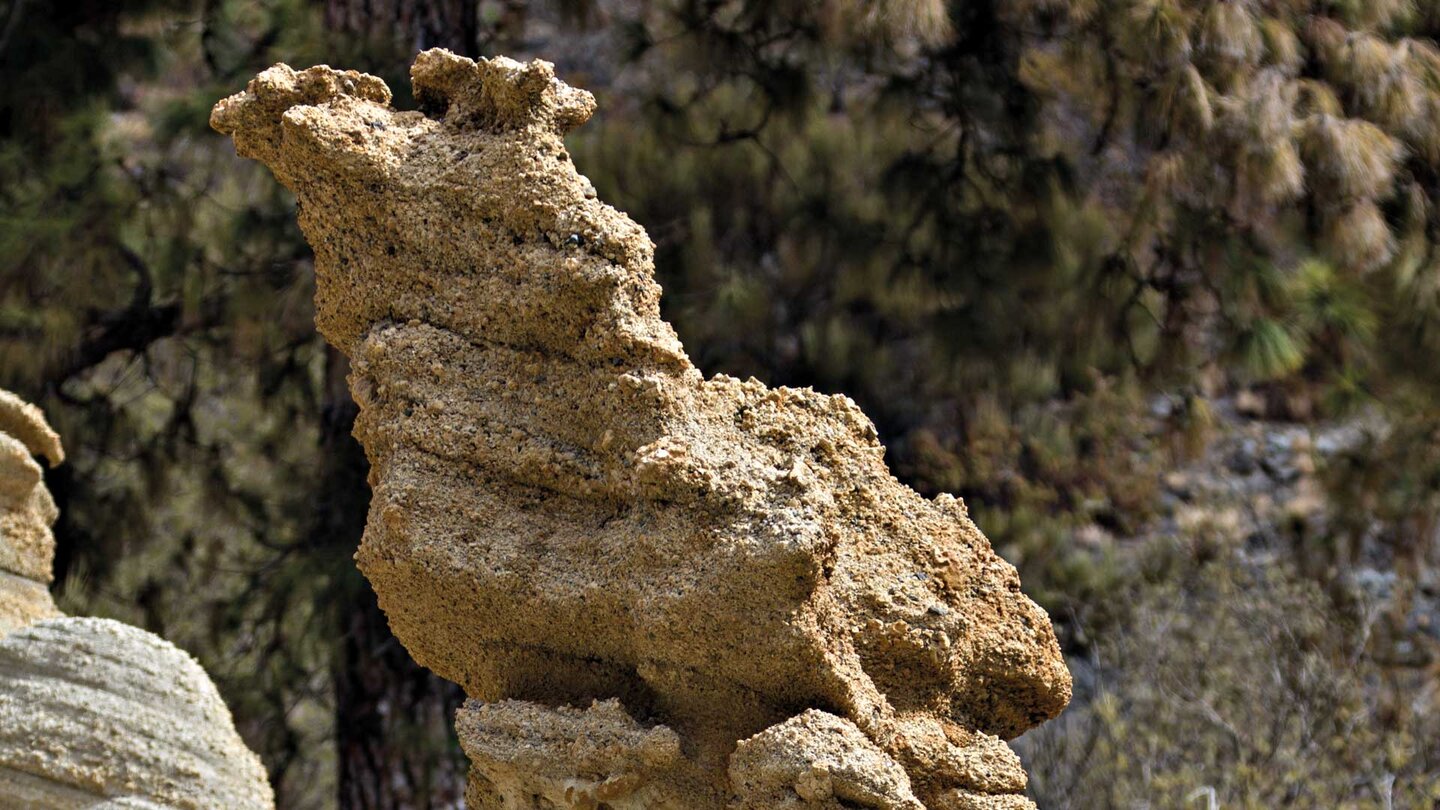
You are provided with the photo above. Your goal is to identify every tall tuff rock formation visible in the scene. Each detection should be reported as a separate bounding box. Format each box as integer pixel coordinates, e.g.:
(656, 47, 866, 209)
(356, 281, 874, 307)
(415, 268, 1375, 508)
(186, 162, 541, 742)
(0, 390, 275, 810)
(212, 50, 1072, 809)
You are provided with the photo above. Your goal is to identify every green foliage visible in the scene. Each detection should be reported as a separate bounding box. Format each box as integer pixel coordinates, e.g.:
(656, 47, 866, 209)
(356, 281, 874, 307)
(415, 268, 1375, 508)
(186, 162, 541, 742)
(1233, 316, 1307, 381)
(1008, 0, 1440, 406)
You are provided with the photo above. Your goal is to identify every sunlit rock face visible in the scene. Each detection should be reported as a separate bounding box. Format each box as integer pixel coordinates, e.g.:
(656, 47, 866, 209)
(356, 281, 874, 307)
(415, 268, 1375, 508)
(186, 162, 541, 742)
(0, 391, 274, 809)
(213, 49, 1071, 809)
(0, 390, 63, 636)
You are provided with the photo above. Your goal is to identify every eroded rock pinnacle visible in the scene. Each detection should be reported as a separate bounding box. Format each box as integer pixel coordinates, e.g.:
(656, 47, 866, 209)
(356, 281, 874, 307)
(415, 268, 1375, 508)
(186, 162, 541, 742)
(213, 49, 1071, 809)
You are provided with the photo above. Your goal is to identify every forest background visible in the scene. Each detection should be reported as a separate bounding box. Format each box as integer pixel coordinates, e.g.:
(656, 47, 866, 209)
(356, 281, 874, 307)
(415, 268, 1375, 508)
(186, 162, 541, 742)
(3, 0, 1439, 807)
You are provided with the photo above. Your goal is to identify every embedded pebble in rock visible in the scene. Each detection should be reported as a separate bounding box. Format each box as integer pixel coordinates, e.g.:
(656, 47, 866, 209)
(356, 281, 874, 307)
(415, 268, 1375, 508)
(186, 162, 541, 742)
(213, 49, 1071, 808)
(0, 390, 274, 809)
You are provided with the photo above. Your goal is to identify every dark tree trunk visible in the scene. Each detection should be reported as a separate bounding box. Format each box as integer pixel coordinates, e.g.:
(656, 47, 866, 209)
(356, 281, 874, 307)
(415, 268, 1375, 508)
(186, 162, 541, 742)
(319, 348, 466, 809)
(43, 461, 79, 590)
(323, 0, 490, 58)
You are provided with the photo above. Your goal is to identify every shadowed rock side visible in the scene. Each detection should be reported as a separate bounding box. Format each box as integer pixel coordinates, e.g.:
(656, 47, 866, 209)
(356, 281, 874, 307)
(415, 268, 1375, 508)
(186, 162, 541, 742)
(0, 391, 274, 810)
(212, 49, 1071, 809)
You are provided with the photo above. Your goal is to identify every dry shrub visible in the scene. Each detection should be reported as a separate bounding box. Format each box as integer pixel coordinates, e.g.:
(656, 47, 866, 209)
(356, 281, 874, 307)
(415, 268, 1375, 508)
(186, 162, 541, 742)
(1018, 549, 1440, 808)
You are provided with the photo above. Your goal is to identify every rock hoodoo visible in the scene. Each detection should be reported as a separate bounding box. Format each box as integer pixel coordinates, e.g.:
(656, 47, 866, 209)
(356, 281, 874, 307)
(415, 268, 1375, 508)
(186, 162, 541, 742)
(0, 391, 274, 809)
(213, 49, 1071, 808)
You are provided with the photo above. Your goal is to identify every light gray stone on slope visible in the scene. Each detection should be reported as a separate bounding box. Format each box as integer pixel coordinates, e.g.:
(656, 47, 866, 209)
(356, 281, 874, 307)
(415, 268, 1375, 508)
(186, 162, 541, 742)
(0, 617, 274, 810)
(0, 766, 166, 809)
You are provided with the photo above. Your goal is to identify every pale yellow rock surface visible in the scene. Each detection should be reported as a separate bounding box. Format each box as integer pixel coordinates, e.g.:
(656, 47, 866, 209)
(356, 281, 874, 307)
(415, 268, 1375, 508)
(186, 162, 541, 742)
(0, 570, 60, 637)
(0, 392, 63, 635)
(213, 49, 1072, 808)
(729, 710, 926, 809)
(0, 391, 274, 809)
(458, 698, 706, 808)
(0, 390, 63, 471)
(0, 392, 63, 591)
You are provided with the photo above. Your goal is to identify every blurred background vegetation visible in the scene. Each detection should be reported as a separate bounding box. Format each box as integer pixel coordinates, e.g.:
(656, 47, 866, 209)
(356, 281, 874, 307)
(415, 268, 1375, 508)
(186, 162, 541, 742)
(2, 0, 1438, 807)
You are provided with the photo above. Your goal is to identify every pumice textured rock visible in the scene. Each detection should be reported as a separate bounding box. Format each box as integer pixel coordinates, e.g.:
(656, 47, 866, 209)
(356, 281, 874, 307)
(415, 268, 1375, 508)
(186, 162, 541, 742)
(0, 390, 64, 635)
(0, 390, 274, 809)
(213, 49, 1072, 808)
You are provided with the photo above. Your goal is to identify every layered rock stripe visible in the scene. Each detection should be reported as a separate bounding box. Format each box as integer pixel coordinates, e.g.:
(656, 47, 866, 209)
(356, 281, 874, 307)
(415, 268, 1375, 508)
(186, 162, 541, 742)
(0, 391, 274, 809)
(213, 50, 1071, 808)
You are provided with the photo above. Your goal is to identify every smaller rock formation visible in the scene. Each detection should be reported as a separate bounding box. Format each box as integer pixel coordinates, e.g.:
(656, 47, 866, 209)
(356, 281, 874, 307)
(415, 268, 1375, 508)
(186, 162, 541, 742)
(0, 390, 63, 635)
(0, 389, 275, 809)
